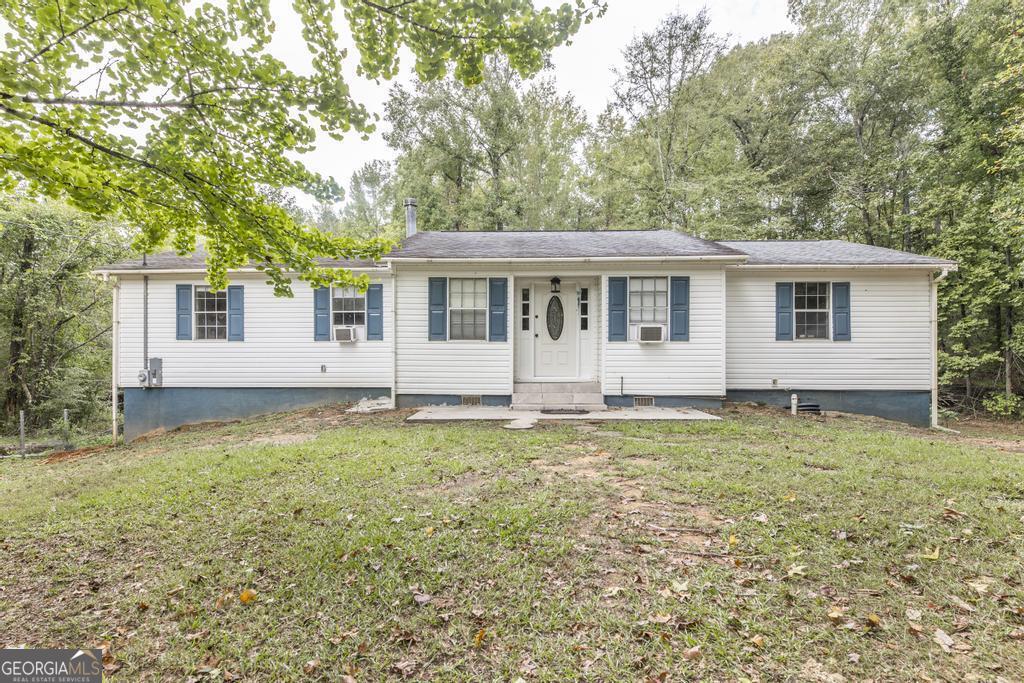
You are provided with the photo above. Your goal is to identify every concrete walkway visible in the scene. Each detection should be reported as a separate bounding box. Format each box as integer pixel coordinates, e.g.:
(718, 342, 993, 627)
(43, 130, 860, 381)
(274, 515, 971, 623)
(406, 405, 720, 426)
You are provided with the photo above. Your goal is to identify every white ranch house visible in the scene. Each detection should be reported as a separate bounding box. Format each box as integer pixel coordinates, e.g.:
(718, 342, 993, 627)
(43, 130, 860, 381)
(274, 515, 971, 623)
(96, 201, 956, 440)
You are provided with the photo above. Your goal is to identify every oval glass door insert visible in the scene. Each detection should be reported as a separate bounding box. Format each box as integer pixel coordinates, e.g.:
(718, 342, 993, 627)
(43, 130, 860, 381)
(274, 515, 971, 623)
(546, 295, 564, 340)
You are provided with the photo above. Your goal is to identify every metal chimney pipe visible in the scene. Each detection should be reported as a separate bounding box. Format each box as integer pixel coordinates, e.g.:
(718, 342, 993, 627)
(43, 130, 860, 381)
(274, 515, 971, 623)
(404, 198, 417, 238)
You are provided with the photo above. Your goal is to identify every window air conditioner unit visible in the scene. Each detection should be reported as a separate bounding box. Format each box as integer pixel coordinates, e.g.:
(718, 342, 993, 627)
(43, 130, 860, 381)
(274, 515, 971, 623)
(637, 324, 666, 343)
(334, 326, 357, 343)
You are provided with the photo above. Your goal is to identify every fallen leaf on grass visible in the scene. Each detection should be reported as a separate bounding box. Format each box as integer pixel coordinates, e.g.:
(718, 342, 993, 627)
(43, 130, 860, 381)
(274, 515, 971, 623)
(782, 491, 797, 503)
(918, 547, 940, 561)
(239, 589, 258, 605)
(603, 586, 624, 598)
(865, 613, 882, 629)
(966, 577, 995, 595)
(787, 564, 807, 579)
(473, 628, 487, 648)
(827, 607, 845, 625)
(1009, 627, 1024, 641)
(682, 645, 701, 661)
(908, 622, 925, 636)
(413, 592, 432, 606)
(424, 526, 435, 537)
(670, 580, 690, 594)
(906, 608, 922, 621)
(933, 629, 955, 653)
(303, 659, 320, 675)
(392, 659, 416, 677)
(749, 634, 765, 648)
(947, 594, 975, 613)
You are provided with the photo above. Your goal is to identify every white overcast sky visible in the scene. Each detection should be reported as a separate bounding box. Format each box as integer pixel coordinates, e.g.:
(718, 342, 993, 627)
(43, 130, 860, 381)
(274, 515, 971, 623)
(270, 0, 795, 205)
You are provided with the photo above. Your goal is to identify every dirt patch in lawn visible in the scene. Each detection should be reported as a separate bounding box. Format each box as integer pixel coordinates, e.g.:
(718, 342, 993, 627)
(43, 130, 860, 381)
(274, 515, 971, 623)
(250, 433, 317, 446)
(534, 441, 729, 566)
(43, 444, 113, 464)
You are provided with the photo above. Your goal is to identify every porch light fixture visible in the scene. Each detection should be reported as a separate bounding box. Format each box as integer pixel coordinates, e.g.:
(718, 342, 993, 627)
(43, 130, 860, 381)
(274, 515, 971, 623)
(550, 277, 561, 293)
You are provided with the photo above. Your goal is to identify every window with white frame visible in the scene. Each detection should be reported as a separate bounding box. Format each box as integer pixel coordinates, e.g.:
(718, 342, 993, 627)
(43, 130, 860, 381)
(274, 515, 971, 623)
(579, 287, 590, 331)
(521, 287, 530, 331)
(794, 282, 829, 339)
(629, 277, 668, 324)
(332, 286, 366, 327)
(449, 278, 487, 340)
(194, 286, 227, 340)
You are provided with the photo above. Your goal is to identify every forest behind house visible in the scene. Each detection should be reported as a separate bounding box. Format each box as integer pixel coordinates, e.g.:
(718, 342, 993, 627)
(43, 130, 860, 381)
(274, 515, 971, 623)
(2, 0, 1022, 432)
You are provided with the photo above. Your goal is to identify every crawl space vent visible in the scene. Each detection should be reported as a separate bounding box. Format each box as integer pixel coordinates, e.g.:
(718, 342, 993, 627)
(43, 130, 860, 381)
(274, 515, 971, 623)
(460, 395, 482, 407)
(633, 396, 655, 408)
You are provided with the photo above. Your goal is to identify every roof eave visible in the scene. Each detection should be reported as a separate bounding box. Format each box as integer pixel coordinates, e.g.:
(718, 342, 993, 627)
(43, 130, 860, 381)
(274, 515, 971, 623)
(727, 262, 957, 270)
(383, 254, 748, 263)
(92, 265, 392, 275)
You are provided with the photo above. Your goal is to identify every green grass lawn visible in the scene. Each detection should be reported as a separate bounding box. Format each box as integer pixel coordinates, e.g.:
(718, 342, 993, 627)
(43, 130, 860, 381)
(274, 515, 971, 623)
(1, 406, 1022, 681)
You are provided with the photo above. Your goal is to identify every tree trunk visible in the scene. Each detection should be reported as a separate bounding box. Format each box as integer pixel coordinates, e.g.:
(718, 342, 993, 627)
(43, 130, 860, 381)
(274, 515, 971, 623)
(4, 234, 35, 418)
(1006, 304, 1014, 399)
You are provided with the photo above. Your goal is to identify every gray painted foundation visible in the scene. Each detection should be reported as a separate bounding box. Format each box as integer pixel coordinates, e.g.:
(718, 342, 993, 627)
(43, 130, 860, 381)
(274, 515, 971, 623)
(603, 395, 723, 409)
(395, 394, 512, 409)
(123, 386, 390, 441)
(726, 389, 931, 426)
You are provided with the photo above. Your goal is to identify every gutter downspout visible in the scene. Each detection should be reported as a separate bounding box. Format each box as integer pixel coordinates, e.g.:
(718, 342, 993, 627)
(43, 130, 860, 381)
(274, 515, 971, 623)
(108, 275, 120, 445)
(390, 265, 398, 409)
(143, 275, 149, 375)
(931, 267, 954, 431)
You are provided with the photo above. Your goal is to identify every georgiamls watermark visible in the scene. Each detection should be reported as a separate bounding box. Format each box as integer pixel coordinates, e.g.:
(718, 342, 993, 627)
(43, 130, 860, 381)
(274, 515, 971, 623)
(0, 649, 102, 683)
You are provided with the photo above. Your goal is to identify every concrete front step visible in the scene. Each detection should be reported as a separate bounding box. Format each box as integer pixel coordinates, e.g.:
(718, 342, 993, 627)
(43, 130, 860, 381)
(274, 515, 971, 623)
(512, 392, 604, 405)
(511, 403, 607, 412)
(513, 381, 600, 394)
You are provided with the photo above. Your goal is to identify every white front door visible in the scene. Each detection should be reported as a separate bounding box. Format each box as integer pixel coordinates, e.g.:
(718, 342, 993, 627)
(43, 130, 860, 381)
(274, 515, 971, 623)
(533, 285, 578, 379)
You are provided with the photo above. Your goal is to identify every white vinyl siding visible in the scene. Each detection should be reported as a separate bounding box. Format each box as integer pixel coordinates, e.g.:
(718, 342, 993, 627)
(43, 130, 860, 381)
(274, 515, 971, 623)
(602, 266, 726, 397)
(117, 273, 392, 387)
(396, 268, 512, 395)
(726, 269, 932, 390)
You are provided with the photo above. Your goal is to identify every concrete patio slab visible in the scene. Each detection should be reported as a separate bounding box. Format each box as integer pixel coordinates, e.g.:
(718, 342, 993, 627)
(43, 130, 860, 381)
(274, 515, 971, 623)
(406, 405, 720, 423)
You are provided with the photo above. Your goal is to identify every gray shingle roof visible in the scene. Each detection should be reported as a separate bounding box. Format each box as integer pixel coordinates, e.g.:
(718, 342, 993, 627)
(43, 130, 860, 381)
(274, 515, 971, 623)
(387, 230, 745, 260)
(97, 235, 956, 271)
(96, 249, 380, 272)
(719, 240, 955, 266)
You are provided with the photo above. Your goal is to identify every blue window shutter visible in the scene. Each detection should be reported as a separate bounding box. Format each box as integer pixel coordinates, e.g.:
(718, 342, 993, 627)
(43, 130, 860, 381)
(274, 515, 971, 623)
(488, 278, 508, 342)
(313, 287, 330, 341)
(227, 285, 244, 341)
(832, 282, 851, 341)
(366, 283, 384, 341)
(175, 284, 192, 340)
(428, 277, 447, 341)
(669, 276, 690, 341)
(608, 277, 627, 342)
(775, 282, 794, 341)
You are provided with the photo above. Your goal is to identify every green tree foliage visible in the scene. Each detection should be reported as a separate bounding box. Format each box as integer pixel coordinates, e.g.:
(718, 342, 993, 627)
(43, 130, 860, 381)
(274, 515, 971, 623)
(0, 196, 129, 429)
(0, 0, 602, 292)
(384, 57, 589, 231)
(579, 0, 1022, 407)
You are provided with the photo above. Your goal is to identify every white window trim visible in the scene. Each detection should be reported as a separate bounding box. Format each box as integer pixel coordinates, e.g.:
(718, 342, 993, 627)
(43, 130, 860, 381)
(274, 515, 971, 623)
(327, 286, 368, 342)
(627, 276, 669, 341)
(192, 285, 228, 342)
(578, 286, 590, 333)
(447, 277, 489, 342)
(793, 281, 831, 341)
(521, 286, 531, 333)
